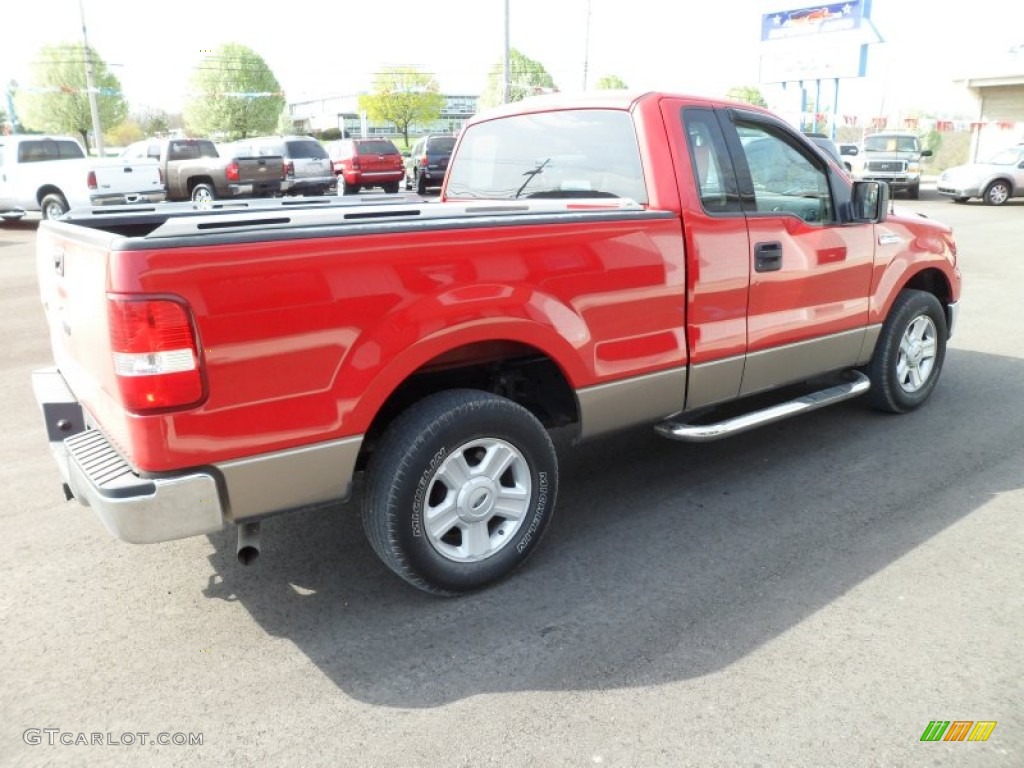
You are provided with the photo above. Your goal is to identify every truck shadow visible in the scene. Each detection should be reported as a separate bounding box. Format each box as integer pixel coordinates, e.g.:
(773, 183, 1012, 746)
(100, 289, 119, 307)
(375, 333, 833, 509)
(201, 347, 1022, 707)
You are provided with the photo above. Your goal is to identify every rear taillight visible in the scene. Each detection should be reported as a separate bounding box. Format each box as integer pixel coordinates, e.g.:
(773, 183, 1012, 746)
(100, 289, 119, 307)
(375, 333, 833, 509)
(87, 170, 97, 190)
(351, 158, 361, 171)
(419, 156, 428, 168)
(285, 161, 294, 178)
(225, 161, 240, 182)
(107, 297, 203, 412)
(281, 161, 287, 180)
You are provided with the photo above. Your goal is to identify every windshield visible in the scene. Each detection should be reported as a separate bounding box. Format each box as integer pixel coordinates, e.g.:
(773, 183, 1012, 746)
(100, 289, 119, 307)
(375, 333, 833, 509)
(356, 140, 399, 156)
(285, 140, 328, 160)
(985, 148, 1023, 165)
(864, 135, 920, 153)
(445, 109, 647, 202)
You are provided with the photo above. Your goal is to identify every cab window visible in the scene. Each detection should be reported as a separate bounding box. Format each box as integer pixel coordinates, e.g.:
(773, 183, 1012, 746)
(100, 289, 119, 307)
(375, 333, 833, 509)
(735, 122, 834, 224)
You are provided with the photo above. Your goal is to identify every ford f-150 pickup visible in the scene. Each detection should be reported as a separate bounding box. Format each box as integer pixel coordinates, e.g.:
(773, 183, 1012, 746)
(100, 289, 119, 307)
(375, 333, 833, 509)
(0, 134, 165, 220)
(32, 92, 961, 594)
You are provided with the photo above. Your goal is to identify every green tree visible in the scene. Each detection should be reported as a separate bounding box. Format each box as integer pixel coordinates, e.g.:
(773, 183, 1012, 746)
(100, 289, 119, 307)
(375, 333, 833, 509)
(479, 49, 557, 109)
(17, 43, 128, 152)
(595, 74, 628, 90)
(135, 108, 171, 137)
(105, 120, 144, 148)
(358, 67, 445, 147)
(726, 86, 768, 107)
(183, 44, 284, 140)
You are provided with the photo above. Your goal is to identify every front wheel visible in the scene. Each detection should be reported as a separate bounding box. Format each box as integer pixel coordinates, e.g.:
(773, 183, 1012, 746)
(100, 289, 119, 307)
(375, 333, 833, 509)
(983, 180, 1010, 206)
(416, 171, 428, 196)
(40, 193, 69, 220)
(362, 390, 558, 595)
(907, 183, 920, 200)
(866, 289, 947, 413)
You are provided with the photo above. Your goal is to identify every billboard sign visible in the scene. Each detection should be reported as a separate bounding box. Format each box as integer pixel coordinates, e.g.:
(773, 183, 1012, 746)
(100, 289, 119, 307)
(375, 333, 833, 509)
(761, 1, 865, 42)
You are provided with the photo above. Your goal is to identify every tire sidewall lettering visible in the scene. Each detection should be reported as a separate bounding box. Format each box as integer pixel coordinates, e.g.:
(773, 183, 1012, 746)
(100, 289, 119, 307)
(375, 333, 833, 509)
(411, 446, 447, 538)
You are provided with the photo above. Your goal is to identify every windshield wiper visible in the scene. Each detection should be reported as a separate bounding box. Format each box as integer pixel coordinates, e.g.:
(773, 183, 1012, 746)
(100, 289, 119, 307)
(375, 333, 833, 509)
(515, 158, 550, 199)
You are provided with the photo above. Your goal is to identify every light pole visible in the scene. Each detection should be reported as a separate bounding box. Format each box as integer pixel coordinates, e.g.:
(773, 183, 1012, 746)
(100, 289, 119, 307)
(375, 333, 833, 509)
(502, 0, 511, 104)
(79, 0, 105, 156)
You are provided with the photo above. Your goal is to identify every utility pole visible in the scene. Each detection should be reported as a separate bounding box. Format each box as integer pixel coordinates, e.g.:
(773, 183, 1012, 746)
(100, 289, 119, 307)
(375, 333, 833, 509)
(79, 0, 105, 156)
(582, 0, 591, 90)
(502, 0, 511, 104)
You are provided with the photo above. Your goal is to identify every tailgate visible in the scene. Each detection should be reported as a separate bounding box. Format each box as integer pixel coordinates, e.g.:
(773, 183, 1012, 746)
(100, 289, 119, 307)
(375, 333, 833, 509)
(92, 159, 164, 195)
(238, 156, 283, 184)
(35, 223, 120, 432)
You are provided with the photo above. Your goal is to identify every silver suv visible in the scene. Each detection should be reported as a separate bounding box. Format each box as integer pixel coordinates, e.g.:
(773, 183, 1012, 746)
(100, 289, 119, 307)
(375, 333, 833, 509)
(228, 136, 335, 196)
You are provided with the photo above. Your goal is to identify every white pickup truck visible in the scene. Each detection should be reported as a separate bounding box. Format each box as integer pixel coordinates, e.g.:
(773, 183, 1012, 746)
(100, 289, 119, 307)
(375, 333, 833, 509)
(0, 134, 165, 221)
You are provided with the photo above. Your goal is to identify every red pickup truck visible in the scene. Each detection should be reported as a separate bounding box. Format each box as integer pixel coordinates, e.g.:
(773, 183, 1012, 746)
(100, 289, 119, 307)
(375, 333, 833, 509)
(32, 92, 961, 595)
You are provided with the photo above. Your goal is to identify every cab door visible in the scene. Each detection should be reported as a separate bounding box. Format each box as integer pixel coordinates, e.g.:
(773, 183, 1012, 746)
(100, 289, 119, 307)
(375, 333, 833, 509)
(720, 110, 875, 396)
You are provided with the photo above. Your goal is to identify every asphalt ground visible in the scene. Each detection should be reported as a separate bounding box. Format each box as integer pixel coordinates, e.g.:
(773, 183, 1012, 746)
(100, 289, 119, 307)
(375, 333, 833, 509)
(0, 187, 1021, 767)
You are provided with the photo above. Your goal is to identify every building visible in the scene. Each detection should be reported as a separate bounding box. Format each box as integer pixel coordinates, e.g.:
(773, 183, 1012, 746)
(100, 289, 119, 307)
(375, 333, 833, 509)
(287, 93, 478, 139)
(956, 46, 1024, 161)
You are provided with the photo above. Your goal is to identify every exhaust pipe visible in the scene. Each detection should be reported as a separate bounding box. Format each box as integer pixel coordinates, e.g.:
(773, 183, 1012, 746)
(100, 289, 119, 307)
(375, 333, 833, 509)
(236, 521, 261, 565)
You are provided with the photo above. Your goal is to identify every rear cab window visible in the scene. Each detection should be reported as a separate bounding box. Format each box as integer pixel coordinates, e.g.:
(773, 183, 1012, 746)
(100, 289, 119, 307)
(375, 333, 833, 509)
(445, 109, 648, 202)
(17, 139, 86, 162)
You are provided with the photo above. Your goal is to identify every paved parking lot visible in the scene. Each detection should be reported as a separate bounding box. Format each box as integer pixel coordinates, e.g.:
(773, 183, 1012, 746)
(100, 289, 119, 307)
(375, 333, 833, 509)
(1, 190, 1021, 767)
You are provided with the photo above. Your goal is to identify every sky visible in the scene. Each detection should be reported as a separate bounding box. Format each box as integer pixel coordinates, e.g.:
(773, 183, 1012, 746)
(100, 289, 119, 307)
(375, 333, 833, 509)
(4, 0, 1023, 124)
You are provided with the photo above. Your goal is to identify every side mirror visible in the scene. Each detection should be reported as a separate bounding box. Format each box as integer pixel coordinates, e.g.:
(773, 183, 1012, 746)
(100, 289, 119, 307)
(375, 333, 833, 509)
(852, 180, 889, 222)
(921, 149, 933, 157)
(840, 145, 858, 156)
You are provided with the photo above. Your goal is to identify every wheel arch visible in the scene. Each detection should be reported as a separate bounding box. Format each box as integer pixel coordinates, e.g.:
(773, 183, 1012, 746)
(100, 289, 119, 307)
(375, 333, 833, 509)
(35, 185, 66, 207)
(187, 176, 215, 193)
(355, 334, 582, 469)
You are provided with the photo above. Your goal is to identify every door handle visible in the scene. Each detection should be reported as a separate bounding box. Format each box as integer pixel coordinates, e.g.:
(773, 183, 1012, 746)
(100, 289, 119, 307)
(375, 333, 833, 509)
(754, 241, 783, 272)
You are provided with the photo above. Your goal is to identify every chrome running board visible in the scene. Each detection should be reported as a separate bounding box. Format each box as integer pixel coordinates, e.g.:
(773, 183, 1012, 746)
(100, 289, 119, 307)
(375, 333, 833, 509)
(655, 370, 871, 443)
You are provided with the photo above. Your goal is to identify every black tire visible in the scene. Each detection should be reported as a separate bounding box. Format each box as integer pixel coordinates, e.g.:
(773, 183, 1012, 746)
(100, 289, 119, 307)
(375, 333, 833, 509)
(383, 182, 400, 194)
(362, 389, 558, 595)
(340, 177, 359, 195)
(40, 193, 69, 220)
(907, 183, 920, 200)
(416, 171, 428, 196)
(191, 183, 215, 203)
(983, 180, 1010, 206)
(866, 289, 947, 413)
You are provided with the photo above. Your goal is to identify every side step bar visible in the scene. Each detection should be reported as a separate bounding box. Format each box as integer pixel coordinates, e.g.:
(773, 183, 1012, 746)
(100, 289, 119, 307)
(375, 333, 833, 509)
(654, 371, 871, 443)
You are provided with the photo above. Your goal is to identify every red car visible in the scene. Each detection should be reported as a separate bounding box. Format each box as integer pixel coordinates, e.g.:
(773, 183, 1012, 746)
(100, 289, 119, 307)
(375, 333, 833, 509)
(327, 138, 405, 195)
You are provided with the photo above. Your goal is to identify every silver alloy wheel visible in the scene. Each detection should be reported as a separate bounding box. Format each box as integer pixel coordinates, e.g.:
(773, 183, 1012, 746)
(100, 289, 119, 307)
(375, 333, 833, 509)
(192, 186, 213, 204)
(422, 438, 532, 563)
(986, 181, 1009, 206)
(896, 315, 938, 393)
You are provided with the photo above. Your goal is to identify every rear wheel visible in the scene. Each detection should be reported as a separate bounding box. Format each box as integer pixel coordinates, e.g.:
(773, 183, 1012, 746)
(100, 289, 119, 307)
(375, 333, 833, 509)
(383, 182, 400, 194)
(983, 180, 1010, 206)
(416, 171, 428, 195)
(191, 183, 215, 204)
(362, 389, 558, 595)
(866, 289, 947, 413)
(40, 193, 69, 220)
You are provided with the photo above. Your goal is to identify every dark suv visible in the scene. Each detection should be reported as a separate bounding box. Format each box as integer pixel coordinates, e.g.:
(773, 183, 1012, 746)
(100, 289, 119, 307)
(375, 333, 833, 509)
(327, 138, 405, 195)
(405, 135, 457, 194)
